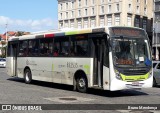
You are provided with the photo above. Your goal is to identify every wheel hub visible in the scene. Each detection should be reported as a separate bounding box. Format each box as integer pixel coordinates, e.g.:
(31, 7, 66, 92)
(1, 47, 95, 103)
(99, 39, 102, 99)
(79, 78, 85, 88)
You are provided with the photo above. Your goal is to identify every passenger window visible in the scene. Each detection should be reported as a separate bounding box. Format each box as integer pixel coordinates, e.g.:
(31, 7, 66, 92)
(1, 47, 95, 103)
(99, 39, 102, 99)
(18, 40, 28, 57)
(40, 38, 53, 56)
(70, 35, 89, 57)
(54, 37, 69, 57)
(28, 40, 39, 56)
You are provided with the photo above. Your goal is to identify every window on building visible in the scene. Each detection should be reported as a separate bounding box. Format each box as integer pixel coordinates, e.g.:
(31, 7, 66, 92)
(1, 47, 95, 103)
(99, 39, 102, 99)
(70, 20, 74, 28)
(144, 0, 147, 5)
(100, 16, 105, 27)
(137, 6, 139, 14)
(60, 4, 63, 10)
(78, 10, 81, 17)
(71, 11, 74, 18)
(84, 19, 88, 28)
(137, 0, 139, 3)
(127, 15, 132, 26)
(107, 15, 112, 26)
(91, 18, 96, 28)
(108, 0, 111, 2)
(101, 6, 104, 14)
(135, 18, 140, 27)
(65, 21, 69, 28)
(85, 9, 88, 16)
(66, 3, 68, 9)
(92, 0, 95, 5)
(85, 0, 88, 6)
(116, 4, 119, 12)
(92, 7, 95, 15)
(71, 2, 74, 9)
(78, 0, 81, 7)
(59, 22, 63, 29)
(115, 15, 120, 25)
(66, 12, 68, 19)
(60, 13, 62, 19)
(144, 8, 147, 15)
(128, 4, 131, 12)
(101, 0, 104, 3)
(77, 19, 82, 29)
(108, 5, 111, 13)
(143, 19, 147, 31)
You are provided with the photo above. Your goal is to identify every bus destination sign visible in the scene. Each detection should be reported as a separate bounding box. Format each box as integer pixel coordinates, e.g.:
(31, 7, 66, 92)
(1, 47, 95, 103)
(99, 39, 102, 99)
(109, 27, 145, 37)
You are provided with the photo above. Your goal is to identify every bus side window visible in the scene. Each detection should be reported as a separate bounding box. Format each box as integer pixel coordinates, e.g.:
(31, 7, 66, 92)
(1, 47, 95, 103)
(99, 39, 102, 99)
(54, 37, 69, 57)
(28, 40, 39, 56)
(18, 40, 28, 57)
(76, 38, 88, 57)
(70, 35, 89, 57)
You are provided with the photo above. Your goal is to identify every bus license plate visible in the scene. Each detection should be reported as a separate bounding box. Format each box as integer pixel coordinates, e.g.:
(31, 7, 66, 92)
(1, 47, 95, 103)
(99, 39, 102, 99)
(132, 82, 140, 86)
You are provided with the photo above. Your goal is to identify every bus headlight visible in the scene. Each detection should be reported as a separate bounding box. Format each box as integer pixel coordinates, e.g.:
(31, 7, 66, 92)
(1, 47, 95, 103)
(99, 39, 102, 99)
(115, 70, 122, 80)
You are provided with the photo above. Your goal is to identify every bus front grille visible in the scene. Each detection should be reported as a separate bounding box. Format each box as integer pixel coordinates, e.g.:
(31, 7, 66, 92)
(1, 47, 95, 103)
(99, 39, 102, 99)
(122, 69, 148, 75)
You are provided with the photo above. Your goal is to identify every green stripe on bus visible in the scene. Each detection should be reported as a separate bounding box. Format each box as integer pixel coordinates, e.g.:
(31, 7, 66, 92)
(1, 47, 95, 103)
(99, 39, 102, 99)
(120, 73, 149, 81)
(84, 65, 90, 75)
(65, 31, 78, 35)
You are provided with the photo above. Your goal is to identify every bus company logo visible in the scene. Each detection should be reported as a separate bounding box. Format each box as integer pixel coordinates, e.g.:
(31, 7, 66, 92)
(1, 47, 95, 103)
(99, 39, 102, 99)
(2, 105, 11, 110)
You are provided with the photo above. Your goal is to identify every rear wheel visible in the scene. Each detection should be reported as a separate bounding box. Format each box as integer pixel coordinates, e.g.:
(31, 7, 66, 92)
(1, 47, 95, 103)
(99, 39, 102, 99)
(24, 69, 32, 84)
(76, 76, 88, 93)
(153, 77, 157, 87)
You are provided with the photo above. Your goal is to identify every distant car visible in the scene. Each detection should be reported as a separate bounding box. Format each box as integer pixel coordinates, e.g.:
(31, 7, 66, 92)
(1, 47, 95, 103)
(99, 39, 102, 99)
(153, 61, 160, 86)
(0, 58, 6, 68)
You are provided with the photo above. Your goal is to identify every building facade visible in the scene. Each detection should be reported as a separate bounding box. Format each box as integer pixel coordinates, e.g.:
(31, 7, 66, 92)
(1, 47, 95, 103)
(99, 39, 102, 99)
(153, 0, 160, 60)
(57, 0, 153, 35)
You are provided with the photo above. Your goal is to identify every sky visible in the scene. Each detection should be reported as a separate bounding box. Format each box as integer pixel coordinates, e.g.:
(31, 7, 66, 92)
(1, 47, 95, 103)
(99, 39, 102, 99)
(0, 0, 58, 34)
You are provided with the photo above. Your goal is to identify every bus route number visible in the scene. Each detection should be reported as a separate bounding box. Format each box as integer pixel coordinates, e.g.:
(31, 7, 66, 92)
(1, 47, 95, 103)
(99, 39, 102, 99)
(67, 62, 78, 68)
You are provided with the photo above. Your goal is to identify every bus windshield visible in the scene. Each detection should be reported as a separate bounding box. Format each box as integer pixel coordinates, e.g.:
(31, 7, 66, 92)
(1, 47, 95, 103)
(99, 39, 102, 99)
(112, 37, 151, 67)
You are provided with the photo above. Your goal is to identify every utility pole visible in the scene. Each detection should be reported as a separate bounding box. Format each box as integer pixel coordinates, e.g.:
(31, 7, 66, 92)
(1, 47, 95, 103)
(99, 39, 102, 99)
(5, 24, 8, 43)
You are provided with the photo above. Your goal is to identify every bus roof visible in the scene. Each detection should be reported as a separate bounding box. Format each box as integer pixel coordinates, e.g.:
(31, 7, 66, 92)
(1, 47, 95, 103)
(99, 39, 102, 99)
(8, 26, 145, 41)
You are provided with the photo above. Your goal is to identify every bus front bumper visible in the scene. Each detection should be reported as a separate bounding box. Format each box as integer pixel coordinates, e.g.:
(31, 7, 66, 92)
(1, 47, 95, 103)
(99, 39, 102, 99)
(109, 77, 153, 91)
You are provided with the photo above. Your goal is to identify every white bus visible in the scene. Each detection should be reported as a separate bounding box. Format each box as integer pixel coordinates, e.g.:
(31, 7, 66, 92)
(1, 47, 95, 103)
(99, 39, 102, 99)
(6, 26, 153, 92)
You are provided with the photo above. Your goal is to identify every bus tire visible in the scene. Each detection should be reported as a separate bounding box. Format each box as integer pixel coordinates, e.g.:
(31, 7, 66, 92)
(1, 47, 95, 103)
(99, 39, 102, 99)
(24, 69, 32, 84)
(153, 77, 157, 87)
(76, 76, 88, 93)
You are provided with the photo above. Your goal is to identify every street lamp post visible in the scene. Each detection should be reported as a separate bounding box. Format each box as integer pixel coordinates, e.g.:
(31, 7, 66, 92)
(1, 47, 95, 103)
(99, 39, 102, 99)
(156, 21, 158, 60)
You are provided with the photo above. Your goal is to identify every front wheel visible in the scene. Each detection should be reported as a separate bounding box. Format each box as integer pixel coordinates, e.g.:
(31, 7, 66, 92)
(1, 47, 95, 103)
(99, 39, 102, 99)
(76, 76, 88, 93)
(24, 69, 32, 84)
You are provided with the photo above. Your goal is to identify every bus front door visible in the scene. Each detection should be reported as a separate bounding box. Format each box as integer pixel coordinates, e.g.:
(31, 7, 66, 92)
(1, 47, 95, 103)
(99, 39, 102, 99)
(11, 43, 18, 76)
(93, 38, 104, 88)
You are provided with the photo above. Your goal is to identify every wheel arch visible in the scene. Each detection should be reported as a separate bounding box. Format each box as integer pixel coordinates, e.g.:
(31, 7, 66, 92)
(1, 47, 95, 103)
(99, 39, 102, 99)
(23, 66, 31, 77)
(73, 69, 88, 90)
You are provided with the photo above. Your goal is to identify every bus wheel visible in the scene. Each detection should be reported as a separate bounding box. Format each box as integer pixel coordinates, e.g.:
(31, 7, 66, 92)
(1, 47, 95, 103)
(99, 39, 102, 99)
(153, 77, 157, 87)
(76, 76, 87, 93)
(24, 69, 32, 84)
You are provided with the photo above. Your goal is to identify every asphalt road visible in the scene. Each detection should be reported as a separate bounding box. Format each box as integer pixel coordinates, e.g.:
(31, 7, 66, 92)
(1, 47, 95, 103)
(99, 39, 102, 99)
(0, 68, 160, 113)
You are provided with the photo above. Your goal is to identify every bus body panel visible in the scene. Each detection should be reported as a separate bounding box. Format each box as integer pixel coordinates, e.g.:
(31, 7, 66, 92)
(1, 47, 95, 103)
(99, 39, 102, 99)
(16, 57, 94, 87)
(102, 66, 110, 90)
(6, 57, 13, 76)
